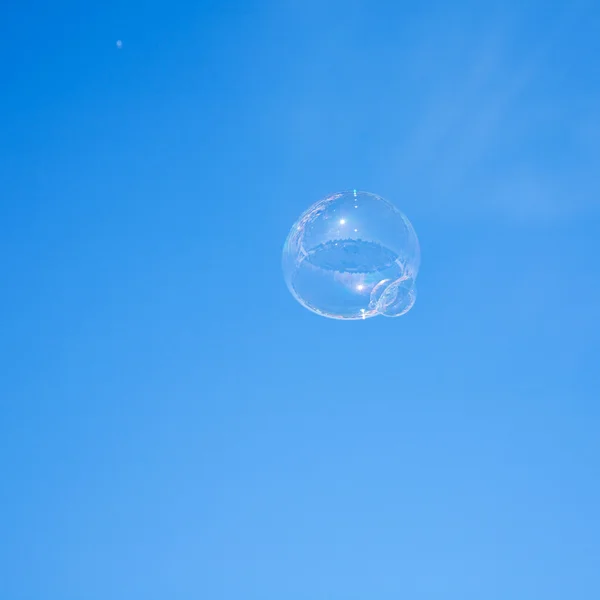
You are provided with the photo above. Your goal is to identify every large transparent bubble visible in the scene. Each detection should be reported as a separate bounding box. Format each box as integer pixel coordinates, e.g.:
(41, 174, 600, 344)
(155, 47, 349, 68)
(282, 190, 420, 320)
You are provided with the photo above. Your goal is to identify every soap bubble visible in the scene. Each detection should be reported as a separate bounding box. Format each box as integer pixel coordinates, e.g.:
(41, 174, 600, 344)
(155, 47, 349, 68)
(282, 190, 420, 320)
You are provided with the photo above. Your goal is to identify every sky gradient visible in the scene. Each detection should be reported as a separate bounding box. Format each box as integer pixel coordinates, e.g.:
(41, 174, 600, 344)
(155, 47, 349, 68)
(1, 1, 599, 598)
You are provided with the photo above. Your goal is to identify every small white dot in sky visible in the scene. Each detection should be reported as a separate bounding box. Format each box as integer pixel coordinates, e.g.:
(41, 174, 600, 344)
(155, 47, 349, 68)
(116, 40, 123, 49)
(339, 219, 346, 225)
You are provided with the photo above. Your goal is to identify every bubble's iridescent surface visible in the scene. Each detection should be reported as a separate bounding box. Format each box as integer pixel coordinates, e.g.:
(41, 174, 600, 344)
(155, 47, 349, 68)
(282, 191, 420, 320)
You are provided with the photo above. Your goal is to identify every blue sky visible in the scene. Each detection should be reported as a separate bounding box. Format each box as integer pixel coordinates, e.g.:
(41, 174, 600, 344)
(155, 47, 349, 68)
(1, 1, 599, 598)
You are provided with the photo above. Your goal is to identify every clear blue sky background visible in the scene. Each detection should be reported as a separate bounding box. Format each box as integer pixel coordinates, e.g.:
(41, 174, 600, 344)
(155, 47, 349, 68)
(1, 1, 599, 598)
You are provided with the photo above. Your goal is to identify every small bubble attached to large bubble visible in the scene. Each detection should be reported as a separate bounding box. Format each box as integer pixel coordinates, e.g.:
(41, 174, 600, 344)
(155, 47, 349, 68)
(282, 190, 420, 320)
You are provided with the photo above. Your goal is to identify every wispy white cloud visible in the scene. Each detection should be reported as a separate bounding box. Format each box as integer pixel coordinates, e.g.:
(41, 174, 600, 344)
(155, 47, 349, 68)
(381, 3, 600, 222)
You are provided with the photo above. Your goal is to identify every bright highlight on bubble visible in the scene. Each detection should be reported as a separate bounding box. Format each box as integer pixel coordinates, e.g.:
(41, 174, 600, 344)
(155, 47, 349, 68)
(282, 190, 420, 320)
